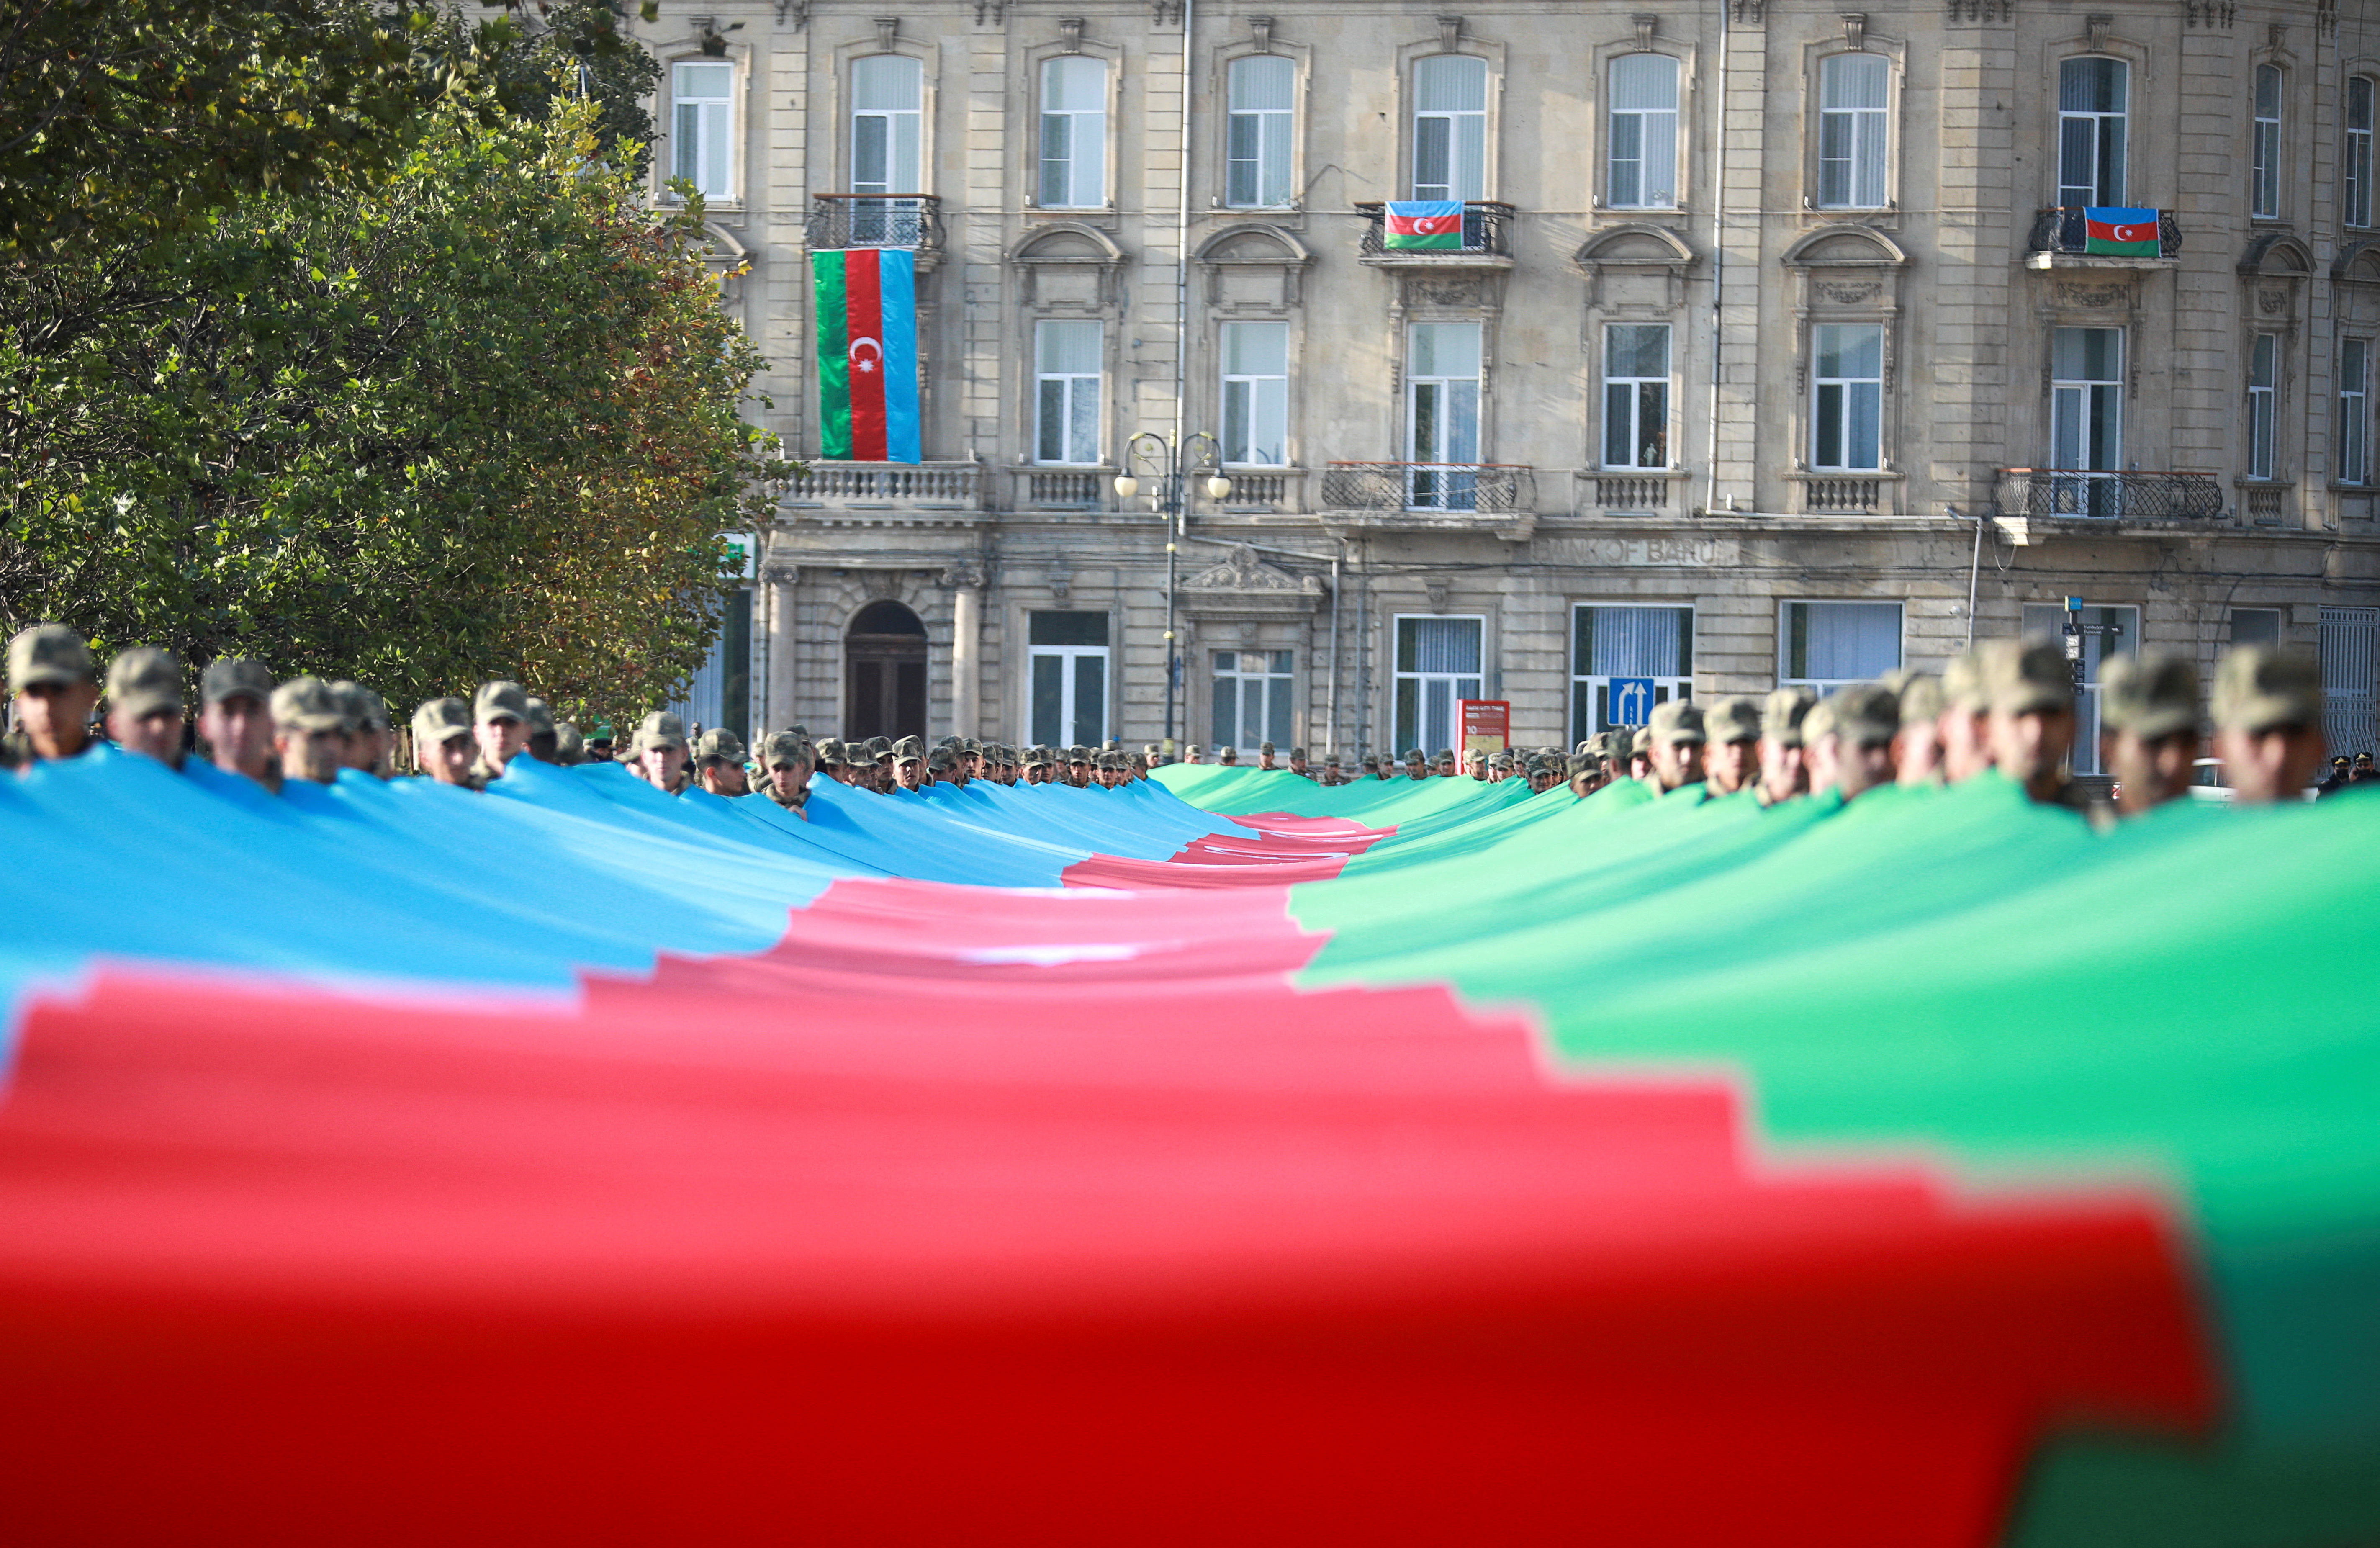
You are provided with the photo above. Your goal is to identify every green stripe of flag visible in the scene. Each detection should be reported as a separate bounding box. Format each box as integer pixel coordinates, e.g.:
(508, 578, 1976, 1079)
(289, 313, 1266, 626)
(813, 250, 851, 460)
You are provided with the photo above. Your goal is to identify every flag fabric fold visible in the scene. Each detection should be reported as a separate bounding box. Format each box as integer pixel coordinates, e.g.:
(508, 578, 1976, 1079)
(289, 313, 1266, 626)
(812, 248, 922, 463)
(2082, 207, 2161, 258)
(1384, 201, 1465, 251)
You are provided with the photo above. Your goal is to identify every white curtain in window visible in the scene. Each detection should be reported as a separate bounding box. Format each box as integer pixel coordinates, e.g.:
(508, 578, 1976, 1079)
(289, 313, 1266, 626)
(851, 55, 922, 195)
(1794, 602, 1901, 683)
(1588, 608, 1682, 678)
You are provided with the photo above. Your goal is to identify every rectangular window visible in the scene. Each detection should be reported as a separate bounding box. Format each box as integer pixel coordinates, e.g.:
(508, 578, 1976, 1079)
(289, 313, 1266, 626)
(2023, 602, 2139, 775)
(1607, 54, 1680, 209)
(2051, 326, 2124, 515)
(852, 55, 922, 195)
(2058, 57, 2128, 208)
(1780, 601, 1902, 695)
(2341, 338, 2370, 487)
(1211, 650, 1294, 751)
(1028, 611, 1109, 747)
(2248, 333, 2280, 482)
(1571, 605, 1693, 738)
(1039, 57, 1107, 208)
(1602, 324, 1671, 470)
(1393, 615, 1484, 756)
(1406, 323, 1482, 510)
(2251, 64, 2283, 220)
(2230, 607, 2283, 645)
(1811, 324, 1883, 471)
(1818, 54, 1890, 209)
(1034, 321, 1102, 465)
(672, 62, 734, 199)
(2350, 78, 2376, 230)
(1220, 321, 1289, 467)
(1226, 55, 1295, 208)
(1411, 54, 1487, 202)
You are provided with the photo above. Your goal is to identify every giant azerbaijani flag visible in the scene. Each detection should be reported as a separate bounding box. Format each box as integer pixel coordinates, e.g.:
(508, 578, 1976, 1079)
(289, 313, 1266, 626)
(812, 247, 921, 463)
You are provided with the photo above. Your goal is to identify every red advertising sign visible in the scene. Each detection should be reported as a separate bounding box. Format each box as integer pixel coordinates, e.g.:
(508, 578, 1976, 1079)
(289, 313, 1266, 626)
(1458, 699, 1509, 755)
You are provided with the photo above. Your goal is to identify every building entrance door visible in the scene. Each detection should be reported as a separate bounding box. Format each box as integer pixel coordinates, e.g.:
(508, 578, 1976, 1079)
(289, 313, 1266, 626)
(845, 599, 928, 741)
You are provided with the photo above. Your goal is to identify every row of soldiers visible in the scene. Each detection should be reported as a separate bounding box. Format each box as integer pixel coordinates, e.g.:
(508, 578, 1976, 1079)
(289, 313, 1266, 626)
(605, 718, 1162, 809)
(1172, 740, 1575, 791)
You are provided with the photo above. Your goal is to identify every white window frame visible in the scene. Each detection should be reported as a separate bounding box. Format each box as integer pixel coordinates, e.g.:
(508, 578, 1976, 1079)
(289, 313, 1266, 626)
(1601, 323, 1672, 471)
(2051, 325, 2125, 514)
(851, 54, 923, 197)
(2349, 77, 2376, 230)
(1405, 322, 1483, 510)
(1033, 320, 1103, 466)
(1817, 53, 1891, 210)
(1027, 613, 1110, 747)
(1811, 322, 1884, 471)
(2341, 337, 2370, 487)
(2023, 602, 2139, 775)
(669, 59, 738, 201)
(2251, 64, 2284, 220)
(1391, 613, 1485, 756)
(1606, 53, 1681, 211)
(1220, 320, 1289, 467)
(1779, 600, 1904, 696)
(1038, 56, 1109, 210)
(1225, 55, 1296, 209)
(2248, 332, 2280, 482)
(1410, 54, 1488, 202)
(2057, 57, 2128, 208)
(1211, 649, 1295, 752)
(1571, 604, 1694, 740)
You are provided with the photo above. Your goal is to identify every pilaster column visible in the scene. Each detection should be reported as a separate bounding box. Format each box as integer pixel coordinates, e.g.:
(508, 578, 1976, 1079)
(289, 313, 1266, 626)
(761, 558, 801, 730)
(944, 562, 986, 734)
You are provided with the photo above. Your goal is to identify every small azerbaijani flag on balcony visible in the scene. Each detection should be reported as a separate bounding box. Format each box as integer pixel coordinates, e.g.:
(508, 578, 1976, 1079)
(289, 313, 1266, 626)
(2083, 207, 2162, 259)
(811, 247, 922, 463)
(1384, 200, 1464, 251)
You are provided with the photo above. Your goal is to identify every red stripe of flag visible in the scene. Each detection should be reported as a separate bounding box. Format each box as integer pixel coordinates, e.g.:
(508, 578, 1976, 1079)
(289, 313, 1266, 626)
(844, 251, 888, 461)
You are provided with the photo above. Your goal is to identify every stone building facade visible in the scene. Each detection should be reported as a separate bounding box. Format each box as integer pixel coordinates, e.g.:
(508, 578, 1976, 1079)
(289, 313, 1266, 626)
(640, 0, 2380, 766)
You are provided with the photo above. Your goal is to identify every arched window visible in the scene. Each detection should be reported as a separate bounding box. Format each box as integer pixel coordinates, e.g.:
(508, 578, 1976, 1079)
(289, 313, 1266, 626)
(2058, 57, 2127, 207)
(1817, 54, 1889, 209)
(1411, 55, 1487, 201)
(1038, 57, 1108, 208)
(851, 55, 922, 197)
(2251, 64, 2283, 219)
(1607, 54, 1679, 210)
(1226, 56, 1295, 208)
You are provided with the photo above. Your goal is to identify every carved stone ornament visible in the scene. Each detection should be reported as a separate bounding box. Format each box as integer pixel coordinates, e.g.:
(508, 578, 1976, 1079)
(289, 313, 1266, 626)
(761, 562, 800, 587)
(1151, 1, 1185, 26)
(1058, 16, 1083, 52)
(774, 0, 809, 28)
(863, 570, 905, 600)
(1049, 569, 1074, 607)
(2182, 0, 2236, 27)
(973, 0, 1004, 23)
(1424, 578, 1450, 611)
(1814, 280, 1883, 304)
(1415, 277, 1481, 307)
(1249, 15, 1273, 52)
(874, 16, 898, 51)
(1437, 15, 1463, 54)
(2260, 288, 2290, 315)
(939, 561, 988, 591)
(1188, 544, 1303, 592)
(2055, 280, 2128, 309)
(1944, 0, 2011, 20)
(1730, 0, 1765, 23)
(1841, 12, 1866, 49)
(2085, 13, 2112, 50)
(1632, 13, 1658, 49)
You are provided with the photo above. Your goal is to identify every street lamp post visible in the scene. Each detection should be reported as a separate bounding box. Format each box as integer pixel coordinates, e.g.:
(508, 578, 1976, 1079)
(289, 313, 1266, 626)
(1115, 432, 1229, 754)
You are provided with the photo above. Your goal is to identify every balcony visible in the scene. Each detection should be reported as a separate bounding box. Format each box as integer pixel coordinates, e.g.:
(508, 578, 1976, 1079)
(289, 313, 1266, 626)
(1992, 469, 2224, 539)
(1214, 466, 1310, 514)
(1790, 472, 1903, 517)
(784, 461, 984, 522)
(2022, 207, 2180, 269)
(1007, 467, 1115, 512)
(1579, 470, 1685, 516)
(1321, 461, 1536, 540)
(1354, 201, 1516, 269)
(807, 195, 945, 268)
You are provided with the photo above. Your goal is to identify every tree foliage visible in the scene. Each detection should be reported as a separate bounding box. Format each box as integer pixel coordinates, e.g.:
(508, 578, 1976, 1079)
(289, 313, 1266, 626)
(1, 81, 791, 733)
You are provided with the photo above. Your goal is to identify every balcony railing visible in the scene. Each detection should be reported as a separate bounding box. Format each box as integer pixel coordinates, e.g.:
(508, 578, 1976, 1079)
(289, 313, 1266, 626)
(1995, 469, 2224, 522)
(2024, 207, 2181, 261)
(1009, 467, 1113, 511)
(807, 195, 944, 258)
(785, 461, 984, 512)
(1354, 201, 1516, 261)
(1323, 461, 1533, 514)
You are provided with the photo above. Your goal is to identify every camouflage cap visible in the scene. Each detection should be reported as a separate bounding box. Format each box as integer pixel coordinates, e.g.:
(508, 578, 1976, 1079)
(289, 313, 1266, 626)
(963, 737, 984, 755)
(1761, 686, 1817, 747)
(815, 738, 846, 766)
(270, 675, 347, 733)
(7, 624, 95, 693)
(410, 696, 474, 746)
(1568, 753, 1599, 778)
(866, 737, 892, 759)
(1259, 741, 1275, 754)
(1360, 754, 1379, 769)
(1981, 638, 2073, 717)
(1324, 753, 1342, 767)
(1941, 650, 1989, 713)
(1069, 745, 1092, 763)
(892, 734, 925, 761)
(474, 680, 530, 724)
(520, 696, 556, 736)
(1801, 696, 1837, 746)
(200, 656, 272, 707)
(2102, 651, 2200, 741)
(1704, 694, 1762, 745)
(105, 646, 183, 719)
(1183, 744, 1203, 758)
(1829, 682, 1901, 747)
(330, 680, 388, 735)
(1649, 698, 1707, 746)
(1404, 748, 1426, 762)
(1144, 743, 1163, 757)
(1895, 672, 1945, 725)
(1023, 749, 1051, 769)
(927, 745, 959, 771)
(1290, 746, 1306, 759)
(636, 709, 689, 751)
(552, 723, 586, 763)
(695, 726, 745, 765)
(787, 723, 809, 739)
(1488, 751, 1514, 769)
(1629, 728, 1653, 758)
(2212, 644, 2321, 734)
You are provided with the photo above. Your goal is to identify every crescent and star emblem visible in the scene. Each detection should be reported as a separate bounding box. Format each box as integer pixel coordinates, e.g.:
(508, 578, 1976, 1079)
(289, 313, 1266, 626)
(849, 336, 883, 374)
(2112, 224, 2145, 242)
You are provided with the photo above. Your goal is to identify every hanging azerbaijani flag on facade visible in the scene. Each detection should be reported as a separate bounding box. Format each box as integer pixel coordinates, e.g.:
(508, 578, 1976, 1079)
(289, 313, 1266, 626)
(2082, 206, 2162, 258)
(812, 247, 922, 463)
(1383, 200, 1465, 251)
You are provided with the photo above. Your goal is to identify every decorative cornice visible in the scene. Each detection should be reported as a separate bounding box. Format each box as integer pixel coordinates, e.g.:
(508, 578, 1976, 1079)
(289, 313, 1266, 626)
(1058, 16, 1084, 52)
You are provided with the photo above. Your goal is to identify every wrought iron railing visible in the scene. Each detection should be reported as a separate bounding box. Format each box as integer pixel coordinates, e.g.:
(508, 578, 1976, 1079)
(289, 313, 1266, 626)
(1323, 461, 1533, 514)
(1995, 469, 2224, 521)
(2025, 206, 2181, 259)
(1354, 201, 1516, 259)
(807, 195, 944, 255)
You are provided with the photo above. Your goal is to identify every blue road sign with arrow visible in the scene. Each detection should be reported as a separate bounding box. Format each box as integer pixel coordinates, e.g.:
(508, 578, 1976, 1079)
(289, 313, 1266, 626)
(1609, 677, 1655, 727)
